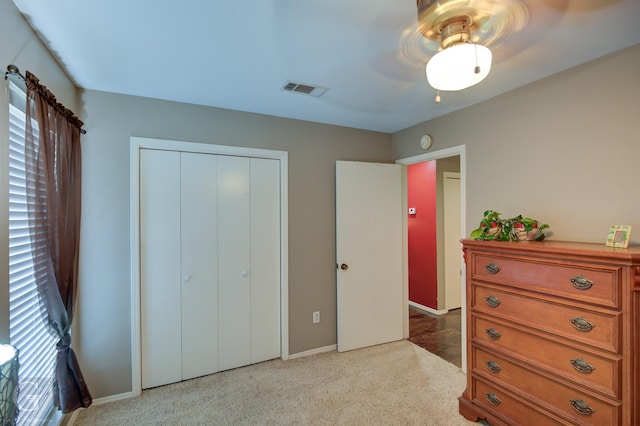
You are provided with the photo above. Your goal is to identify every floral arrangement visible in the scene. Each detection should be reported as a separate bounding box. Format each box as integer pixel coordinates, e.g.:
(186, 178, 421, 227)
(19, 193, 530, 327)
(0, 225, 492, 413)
(470, 210, 549, 241)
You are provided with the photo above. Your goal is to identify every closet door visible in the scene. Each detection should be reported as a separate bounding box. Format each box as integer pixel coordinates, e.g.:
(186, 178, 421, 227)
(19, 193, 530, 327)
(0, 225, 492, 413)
(140, 148, 282, 386)
(180, 152, 219, 380)
(250, 158, 281, 363)
(140, 149, 182, 389)
(217, 156, 251, 371)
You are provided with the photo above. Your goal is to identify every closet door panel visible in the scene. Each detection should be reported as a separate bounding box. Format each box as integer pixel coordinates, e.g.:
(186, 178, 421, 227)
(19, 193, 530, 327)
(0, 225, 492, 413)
(140, 149, 182, 388)
(180, 152, 219, 380)
(217, 156, 251, 371)
(250, 158, 281, 363)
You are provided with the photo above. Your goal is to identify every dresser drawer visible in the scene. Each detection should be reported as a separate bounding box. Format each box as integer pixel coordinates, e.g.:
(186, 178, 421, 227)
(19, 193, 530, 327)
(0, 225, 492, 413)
(473, 342, 620, 400)
(471, 348, 621, 425)
(472, 378, 567, 425)
(472, 315, 621, 398)
(472, 284, 621, 353)
(471, 253, 620, 308)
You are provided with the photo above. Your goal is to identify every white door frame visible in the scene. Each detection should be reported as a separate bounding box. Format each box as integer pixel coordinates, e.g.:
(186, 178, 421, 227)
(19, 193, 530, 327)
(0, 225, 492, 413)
(130, 137, 289, 396)
(443, 171, 461, 310)
(396, 145, 467, 373)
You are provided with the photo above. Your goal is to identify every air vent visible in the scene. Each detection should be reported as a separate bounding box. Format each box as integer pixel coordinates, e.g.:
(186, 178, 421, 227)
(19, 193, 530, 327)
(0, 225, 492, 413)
(282, 81, 328, 97)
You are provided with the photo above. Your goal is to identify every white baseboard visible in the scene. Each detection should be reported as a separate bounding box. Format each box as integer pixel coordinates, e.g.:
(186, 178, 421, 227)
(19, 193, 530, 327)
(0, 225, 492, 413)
(409, 301, 448, 316)
(288, 344, 336, 359)
(62, 410, 78, 426)
(92, 391, 137, 406)
(65, 392, 135, 426)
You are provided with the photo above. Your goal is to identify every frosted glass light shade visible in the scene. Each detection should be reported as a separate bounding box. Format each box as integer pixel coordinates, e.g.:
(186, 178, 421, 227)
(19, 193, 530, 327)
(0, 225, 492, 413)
(426, 43, 492, 91)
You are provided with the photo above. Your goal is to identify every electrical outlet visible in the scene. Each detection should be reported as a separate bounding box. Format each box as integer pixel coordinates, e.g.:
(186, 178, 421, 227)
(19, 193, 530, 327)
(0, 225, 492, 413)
(313, 311, 320, 324)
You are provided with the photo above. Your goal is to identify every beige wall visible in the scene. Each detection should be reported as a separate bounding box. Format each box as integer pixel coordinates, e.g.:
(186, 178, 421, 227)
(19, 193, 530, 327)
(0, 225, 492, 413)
(393, 44, 640, 245)
(0, 1, 78, 341)
(76, 90, 391, 397)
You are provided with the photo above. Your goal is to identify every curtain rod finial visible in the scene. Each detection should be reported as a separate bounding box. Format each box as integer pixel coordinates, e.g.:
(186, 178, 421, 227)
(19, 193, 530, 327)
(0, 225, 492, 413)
(5, 64, 24, 82)
(7, 64, 20, 75)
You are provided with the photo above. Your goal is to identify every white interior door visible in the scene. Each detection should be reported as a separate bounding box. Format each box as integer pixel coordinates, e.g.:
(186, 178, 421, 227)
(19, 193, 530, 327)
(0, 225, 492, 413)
(140, 149, 182, 388)
(180, 152, 219, 380)
(443, 172, 461, 310)
(336, 161, 404, 352)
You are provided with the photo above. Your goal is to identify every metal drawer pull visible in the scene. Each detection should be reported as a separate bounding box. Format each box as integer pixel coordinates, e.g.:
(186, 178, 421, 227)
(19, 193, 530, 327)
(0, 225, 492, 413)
(485, 360, 501, 373)
(569, 399, 595, 415)
(570, 358, 596, 374)
(484, 295, 501, 308)
(485, 393, 501, 405)
(485, 263, 501, 274)
(570, 317, 595, 332)
(485, 328, 502, 340)
(570, 275, 595, 290)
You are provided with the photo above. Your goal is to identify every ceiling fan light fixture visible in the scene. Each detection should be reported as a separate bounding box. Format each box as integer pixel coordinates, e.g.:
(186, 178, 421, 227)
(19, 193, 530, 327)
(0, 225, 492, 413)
(426, 42, 492, 91)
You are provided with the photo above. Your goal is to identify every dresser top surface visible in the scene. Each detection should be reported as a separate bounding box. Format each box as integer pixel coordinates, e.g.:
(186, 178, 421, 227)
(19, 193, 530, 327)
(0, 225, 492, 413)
(461, 239, 640, 264)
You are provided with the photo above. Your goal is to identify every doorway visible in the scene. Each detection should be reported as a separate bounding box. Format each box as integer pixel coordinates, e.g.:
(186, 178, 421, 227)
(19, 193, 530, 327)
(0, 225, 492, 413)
(397, 145, 467, 372)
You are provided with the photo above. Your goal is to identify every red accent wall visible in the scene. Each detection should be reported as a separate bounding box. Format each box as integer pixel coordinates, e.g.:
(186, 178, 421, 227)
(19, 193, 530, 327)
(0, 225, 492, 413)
(407, 161, 438, 309)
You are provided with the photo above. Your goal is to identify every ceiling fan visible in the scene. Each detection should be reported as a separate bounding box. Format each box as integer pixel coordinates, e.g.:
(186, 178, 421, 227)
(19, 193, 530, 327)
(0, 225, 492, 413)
(416, 0, 530, 99)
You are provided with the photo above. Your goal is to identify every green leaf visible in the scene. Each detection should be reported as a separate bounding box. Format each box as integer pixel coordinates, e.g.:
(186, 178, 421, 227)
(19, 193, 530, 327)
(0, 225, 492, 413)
(470, 228, 483, 239)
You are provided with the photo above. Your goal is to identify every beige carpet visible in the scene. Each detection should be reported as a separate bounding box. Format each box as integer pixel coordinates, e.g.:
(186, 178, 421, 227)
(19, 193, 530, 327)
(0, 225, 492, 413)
(74, 340, 478, 425)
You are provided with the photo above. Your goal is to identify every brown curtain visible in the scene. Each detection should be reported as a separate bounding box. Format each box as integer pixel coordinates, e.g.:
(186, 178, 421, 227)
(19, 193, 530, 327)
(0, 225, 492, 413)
(24, 71, 92, 414)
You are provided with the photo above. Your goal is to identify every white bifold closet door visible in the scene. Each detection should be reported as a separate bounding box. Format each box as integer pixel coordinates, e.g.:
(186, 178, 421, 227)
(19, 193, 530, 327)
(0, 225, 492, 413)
(180, 152, 220, 380)
(140, 149, 280, 389)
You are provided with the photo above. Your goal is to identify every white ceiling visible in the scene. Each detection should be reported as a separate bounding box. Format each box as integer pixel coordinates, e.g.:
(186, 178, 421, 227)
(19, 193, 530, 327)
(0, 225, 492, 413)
(12, 0, 640, 133)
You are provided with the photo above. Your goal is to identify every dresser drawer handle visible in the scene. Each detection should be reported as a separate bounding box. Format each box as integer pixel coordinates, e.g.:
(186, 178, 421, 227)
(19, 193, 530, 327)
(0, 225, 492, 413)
(484, 295, 501, 308)
(485, 328, 502, 340)
(570, 275, 595, 290)
(485, 360, 501, 373)
(485, 393, 501, 405)
(485, 263, 501, 274)
(570, 317, 595, 332)
(569, 399, 595, 416)
(570, 358, 596, 374)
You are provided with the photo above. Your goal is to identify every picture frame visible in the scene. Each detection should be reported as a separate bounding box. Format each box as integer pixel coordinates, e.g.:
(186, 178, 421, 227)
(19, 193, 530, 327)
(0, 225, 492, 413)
(606, 225, 632, 248)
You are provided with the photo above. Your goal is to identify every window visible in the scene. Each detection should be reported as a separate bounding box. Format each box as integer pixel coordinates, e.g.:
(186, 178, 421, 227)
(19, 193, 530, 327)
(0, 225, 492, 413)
(8, 80, 57, 425)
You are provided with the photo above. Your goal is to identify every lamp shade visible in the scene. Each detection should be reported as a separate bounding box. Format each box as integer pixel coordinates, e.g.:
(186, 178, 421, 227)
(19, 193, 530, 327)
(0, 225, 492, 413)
(0, 344, 19, 425)
(426, 43, 492, 91)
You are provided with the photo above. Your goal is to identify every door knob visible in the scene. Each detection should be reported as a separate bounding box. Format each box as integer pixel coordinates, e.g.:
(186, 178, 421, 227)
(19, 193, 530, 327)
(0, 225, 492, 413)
(340, 263, 349, 271)
(183, 275, 192, 283)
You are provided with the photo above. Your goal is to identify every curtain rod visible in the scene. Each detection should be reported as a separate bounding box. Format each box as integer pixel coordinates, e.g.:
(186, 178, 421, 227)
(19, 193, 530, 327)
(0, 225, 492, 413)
(5, 64, 87, 135)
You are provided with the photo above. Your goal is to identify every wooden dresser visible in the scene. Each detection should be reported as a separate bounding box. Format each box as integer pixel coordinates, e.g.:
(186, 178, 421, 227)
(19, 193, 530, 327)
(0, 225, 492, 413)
(458, 239, 640, 425)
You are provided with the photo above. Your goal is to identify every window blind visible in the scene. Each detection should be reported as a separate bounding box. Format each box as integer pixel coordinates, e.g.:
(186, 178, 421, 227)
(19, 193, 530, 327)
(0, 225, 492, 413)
(8, 80, 57, 426)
